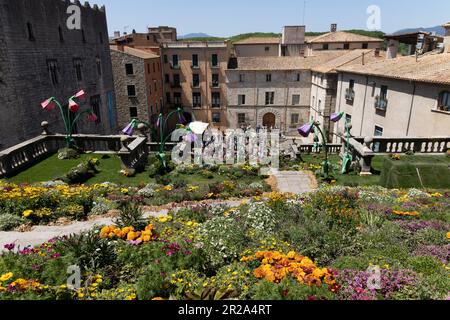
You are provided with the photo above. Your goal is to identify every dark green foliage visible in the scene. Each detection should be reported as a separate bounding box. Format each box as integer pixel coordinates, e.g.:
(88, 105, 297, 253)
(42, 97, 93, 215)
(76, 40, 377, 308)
(380, 156, 450, 189)
(114, 202, 147, 230)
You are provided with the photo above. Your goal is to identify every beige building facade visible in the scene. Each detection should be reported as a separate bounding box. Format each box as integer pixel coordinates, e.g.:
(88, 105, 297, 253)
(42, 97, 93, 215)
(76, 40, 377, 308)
(334, 51, 450, 141)
(161, 41, 230, 130)
(225, 54, 349, 134)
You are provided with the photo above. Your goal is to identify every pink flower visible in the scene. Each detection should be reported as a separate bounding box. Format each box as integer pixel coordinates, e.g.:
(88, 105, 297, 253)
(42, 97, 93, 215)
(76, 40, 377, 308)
(69, 100, 79, 113)
(41, 98, 56, 111)
(87, 113, 98, 123)
(74, 90, 86, 100)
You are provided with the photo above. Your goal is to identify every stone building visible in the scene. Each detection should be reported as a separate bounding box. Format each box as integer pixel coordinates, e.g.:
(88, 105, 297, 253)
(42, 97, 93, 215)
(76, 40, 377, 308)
(161, 41, 230, 130)
(232, 24, 383, 58)
(110, 46, 163, 130)
(333, 26, 450, 141)
(225, 51, 348, 134)
(0, 0, 116, 151)
(310, 49, 385, 141)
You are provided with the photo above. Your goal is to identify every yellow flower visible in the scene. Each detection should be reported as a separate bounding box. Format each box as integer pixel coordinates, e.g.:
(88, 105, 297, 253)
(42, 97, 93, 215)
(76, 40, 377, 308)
(164, 185, 173, 191)
(0, 272, 13, 282)
(23, 210, 34, 218)
(447, 232, 450, 240)
(152, 297, 163, 300)
(121, 188, 129, 194)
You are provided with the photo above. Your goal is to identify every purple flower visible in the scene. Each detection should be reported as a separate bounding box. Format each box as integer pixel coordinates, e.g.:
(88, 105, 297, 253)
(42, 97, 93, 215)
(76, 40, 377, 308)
(128, 240, 142, 246)
(178, 113, 187, 125)
(298, 123, 313, 137)
(331, 112, 345, 123)
(413, 245, 450, 264)
(4, 243, 15, 251)
(122, 121, 135, 136)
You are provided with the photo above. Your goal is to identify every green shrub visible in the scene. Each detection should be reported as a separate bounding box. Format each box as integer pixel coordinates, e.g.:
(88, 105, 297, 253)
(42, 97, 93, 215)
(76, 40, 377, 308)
(250, 278, 334, 300)
(406, 256, 444, 276)
(114, 203, 147, 230)
(0, 213, 26, 231)
(63, 158, 100, 184)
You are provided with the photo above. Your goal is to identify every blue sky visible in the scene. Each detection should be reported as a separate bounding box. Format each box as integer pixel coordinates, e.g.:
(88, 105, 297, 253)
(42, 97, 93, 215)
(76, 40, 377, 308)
(97, 0, 450, 37)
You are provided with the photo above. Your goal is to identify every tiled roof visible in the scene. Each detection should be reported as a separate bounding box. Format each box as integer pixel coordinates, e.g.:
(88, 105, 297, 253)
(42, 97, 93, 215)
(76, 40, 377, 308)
(312, 49, 385, 73)
(233, 51, 354, 71)
(308, 31, 383, 43)
(234, 37, 281, 45)
(110, 46, 160, 59)
(336, 52, 450, 85)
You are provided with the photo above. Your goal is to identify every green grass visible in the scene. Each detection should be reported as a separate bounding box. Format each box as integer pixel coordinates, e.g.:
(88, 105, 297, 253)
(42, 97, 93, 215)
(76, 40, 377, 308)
(5, 153, 266, 187)
(297, 154, 386, 186)
(380, 155, 450, 189)
(6, 154, 152, 186)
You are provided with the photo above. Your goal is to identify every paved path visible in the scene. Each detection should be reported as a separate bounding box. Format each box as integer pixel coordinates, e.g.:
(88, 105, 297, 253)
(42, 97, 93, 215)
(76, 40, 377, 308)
(272, 171, 317, 194)
(0, 200, 243, 251)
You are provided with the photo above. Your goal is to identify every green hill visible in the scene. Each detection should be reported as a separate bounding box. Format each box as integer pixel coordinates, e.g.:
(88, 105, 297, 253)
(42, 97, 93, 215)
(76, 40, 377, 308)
(179, 30, 385, 43)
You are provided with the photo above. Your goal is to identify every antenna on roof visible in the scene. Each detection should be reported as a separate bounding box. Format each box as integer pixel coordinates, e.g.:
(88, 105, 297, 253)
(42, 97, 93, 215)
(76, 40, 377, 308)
(302, 0, 308, 25)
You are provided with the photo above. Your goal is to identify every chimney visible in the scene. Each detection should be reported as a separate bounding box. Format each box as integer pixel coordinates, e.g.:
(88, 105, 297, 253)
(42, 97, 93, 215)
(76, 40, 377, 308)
(330, 24, 337, 33)
(114, 31, 120, 38)
(386, 39, 399, 59)
(374, 48, 381, 57)
(443, 22, 450, 53)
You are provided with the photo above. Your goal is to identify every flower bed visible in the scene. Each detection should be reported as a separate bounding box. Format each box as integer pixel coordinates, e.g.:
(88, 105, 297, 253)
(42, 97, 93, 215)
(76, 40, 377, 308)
(0, 187, 449, 300)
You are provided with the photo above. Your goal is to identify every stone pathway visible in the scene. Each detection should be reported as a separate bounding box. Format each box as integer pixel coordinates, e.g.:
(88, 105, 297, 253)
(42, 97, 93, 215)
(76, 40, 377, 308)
(272, 171, 317, 194)
(0, 200, 244, 251)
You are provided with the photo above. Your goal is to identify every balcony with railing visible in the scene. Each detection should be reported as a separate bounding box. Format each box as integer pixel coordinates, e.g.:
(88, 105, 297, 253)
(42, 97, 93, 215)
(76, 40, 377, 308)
(375, 95, 388, 111)
(345, 88, 355, 102)
(210, 81, 220, 88)
(170, 81, 182, 89)
(169, 62, 180, 70)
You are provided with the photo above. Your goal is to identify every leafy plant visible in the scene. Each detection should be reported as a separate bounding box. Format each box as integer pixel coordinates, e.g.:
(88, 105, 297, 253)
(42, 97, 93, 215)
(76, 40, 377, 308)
(114, 203, 147, 230)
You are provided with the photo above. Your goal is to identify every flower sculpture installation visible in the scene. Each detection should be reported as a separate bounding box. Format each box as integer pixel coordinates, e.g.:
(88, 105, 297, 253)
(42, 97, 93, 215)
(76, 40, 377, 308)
(41, 90, 97, 148)
(298, 112, 345, 179)
(121, 108, 194, 169)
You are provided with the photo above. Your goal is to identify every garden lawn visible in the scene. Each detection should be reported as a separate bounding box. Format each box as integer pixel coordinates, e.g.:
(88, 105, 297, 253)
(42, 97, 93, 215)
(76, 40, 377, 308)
(6, 154, 152, 186)
(297, 154, 386, 186)
(6, 154, 269, 188)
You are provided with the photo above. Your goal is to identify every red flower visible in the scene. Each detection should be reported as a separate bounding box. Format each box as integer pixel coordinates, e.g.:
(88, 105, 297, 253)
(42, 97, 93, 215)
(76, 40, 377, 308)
(74, 90, 86, 101)
(69, 100, 79, 113)
(87, 113, 98, 122)
(41, 98, 56, 111)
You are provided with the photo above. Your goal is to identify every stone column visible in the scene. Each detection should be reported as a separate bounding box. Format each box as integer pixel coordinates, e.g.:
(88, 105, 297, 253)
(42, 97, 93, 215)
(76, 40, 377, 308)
(359, 137, 374, 176)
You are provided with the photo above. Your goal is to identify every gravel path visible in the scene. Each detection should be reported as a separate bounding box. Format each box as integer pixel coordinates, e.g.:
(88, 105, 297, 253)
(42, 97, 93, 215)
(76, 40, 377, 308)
(0, 200, 244, 251)
(272, 171, 317, 194)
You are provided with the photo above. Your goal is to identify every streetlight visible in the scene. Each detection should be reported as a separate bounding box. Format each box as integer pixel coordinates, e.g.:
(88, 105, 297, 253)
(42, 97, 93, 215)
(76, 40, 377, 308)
(298, 112, 345, 179)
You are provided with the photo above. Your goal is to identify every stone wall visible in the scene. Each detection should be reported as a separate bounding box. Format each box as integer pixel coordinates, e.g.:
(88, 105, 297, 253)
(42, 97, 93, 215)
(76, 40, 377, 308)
(0, 0, 116, 150)
(111, 50, 150, 130)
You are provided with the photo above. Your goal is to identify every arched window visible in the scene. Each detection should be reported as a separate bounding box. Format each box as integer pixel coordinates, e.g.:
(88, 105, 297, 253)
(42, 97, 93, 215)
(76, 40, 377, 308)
(438, 91, 450, 112)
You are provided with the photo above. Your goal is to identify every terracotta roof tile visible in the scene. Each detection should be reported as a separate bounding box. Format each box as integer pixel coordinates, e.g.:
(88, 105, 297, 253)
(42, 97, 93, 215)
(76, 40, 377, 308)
(308, 31, 383, 43)
(233, 51, 353, 71)
(312, 49, 385, 73)
(234, 37, 281, 45)
(110, 46, 160, 59)
(336, 52, 450, 85)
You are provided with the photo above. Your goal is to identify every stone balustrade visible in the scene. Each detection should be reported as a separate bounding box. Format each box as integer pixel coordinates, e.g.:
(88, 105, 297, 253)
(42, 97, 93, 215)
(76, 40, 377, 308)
(0, 133, 148, 178)
(344, 136, 450, 175)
